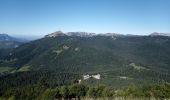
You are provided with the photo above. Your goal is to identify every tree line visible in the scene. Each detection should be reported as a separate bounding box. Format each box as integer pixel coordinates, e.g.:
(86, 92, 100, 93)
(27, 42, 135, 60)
(0, 83, 170, 100)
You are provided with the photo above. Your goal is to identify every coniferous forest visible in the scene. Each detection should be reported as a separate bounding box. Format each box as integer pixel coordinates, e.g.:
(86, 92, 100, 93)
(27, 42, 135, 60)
(0, 32, 170, 100)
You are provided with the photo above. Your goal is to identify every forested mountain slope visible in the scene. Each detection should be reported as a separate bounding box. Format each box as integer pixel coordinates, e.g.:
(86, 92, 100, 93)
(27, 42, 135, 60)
(0, 32, 170, 97)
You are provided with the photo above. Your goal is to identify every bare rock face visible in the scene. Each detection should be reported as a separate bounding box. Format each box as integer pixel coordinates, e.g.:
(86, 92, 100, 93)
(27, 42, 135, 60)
(150, 32, 170, 37)
(45, 31, 124, 38)
(66, 32, 96, 37)
(45, 31, 66, 37)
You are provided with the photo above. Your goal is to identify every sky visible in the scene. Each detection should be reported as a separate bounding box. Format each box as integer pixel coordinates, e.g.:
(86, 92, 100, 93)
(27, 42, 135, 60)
(0, 0, 170, 39)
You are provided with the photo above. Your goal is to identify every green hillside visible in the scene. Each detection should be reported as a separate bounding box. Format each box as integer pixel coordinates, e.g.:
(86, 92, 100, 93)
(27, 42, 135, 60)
(0, 34, 170, 99)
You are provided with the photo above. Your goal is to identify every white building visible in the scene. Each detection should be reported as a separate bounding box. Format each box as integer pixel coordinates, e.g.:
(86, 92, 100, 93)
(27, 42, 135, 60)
(78, 79, 82, 84)
(83, 75, 91, 80)
(83, 74, 101, 80)
(92, 74, 101, 79)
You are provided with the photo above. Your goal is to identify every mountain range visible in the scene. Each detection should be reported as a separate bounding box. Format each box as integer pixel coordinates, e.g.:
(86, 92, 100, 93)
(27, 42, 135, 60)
(1, 31, 170, 79)
(0, 33, 27, 49)
(150, 32, 170, 37)
(0, 31, 170, 99)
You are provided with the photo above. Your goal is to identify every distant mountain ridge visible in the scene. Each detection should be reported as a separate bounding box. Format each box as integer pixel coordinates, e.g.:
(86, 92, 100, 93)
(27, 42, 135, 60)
(150, 32, 170, 37)
(0, 33, 17, 41)
(46, 31, 170, 38)
(0, 33, 27, 49)
(45, 31, 124, 38)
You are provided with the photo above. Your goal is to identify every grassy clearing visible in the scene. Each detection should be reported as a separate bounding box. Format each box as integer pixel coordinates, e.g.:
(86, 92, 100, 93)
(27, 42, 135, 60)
(18, 66, 30, 72)
(0, 66, 30, 74)
(129, 63, 148, 71)
(0, 67, 13, 73)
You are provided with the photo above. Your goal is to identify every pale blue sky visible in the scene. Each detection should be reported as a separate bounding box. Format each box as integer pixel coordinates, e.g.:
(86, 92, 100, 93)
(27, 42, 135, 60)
(0, 0, 170, 38)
